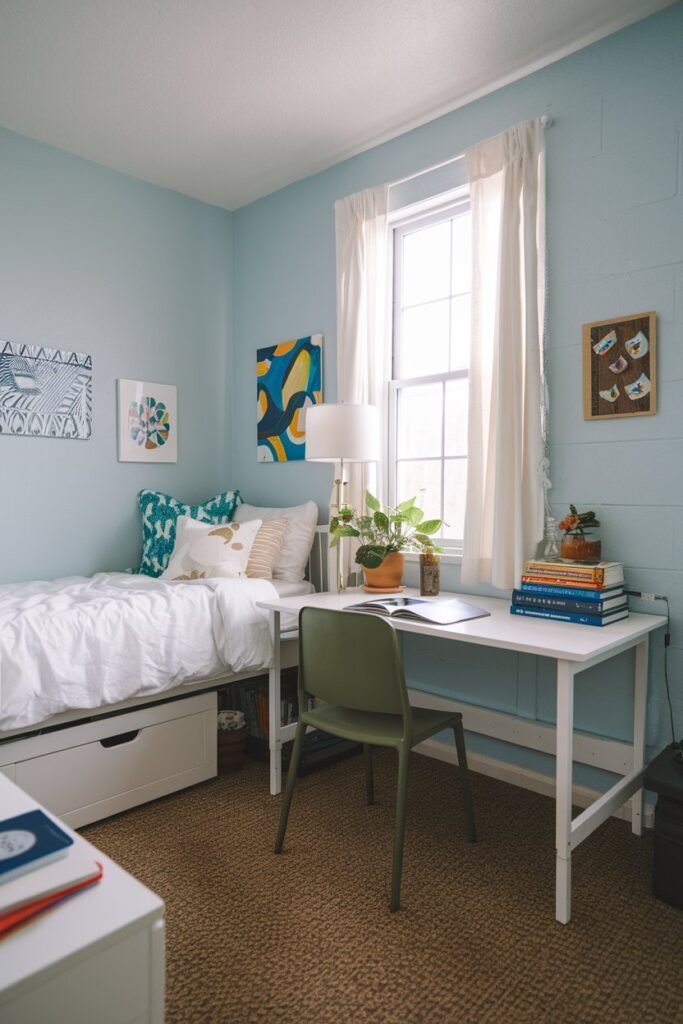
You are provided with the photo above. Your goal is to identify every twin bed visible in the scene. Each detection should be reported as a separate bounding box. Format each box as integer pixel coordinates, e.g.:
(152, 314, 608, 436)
(0, 499, 327, 827)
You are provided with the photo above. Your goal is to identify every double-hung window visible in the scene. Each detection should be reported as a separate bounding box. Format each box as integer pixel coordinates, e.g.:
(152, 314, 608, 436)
(388, 192, 471, 553)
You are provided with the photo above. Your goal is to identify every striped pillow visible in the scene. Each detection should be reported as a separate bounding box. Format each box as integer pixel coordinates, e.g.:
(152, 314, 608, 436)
(246, 518, 289, 579)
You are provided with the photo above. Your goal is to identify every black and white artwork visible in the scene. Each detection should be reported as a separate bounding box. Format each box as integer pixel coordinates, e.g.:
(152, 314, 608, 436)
(0, 340, 92, 439)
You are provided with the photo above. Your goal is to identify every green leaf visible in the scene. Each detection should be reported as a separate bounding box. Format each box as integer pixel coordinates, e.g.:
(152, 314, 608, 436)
(355, 544, 387, 569)
(413, 533, 432, 546)
(397, 496, 416, 512)
(365, 491, 381, 512)
(373, 510, 389, 532)
(389, 513, 409, 524)
(331, 524, 360, 538)
(405, 505, 424, 526)
(329, 535, 338, 549)
(419, 519, 442, 535)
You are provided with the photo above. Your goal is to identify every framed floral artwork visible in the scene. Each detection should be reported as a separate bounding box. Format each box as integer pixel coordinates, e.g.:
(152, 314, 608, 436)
(583, 311, 656, 420)
(117, 379, 178, 462)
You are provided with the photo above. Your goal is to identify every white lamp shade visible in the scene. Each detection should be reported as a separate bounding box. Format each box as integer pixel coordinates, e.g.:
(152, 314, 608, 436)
(305, 403, 380, 462)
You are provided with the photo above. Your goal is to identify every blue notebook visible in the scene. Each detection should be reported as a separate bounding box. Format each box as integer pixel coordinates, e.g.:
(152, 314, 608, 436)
(0, 810, 74, 885)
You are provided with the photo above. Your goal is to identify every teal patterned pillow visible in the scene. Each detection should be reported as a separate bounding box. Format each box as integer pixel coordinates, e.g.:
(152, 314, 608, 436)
(137, 488, 240, 577)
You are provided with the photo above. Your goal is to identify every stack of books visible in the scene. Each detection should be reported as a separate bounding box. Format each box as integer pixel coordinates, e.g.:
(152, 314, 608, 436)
(0, 809, 102, 938)
(510, 559, 628, 626)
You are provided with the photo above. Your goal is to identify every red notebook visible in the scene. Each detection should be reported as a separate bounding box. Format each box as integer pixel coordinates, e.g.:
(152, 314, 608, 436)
(0, 862, 103, 938)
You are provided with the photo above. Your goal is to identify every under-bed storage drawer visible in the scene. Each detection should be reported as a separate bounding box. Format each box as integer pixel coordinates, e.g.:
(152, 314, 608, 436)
(5, 692, 217, 828)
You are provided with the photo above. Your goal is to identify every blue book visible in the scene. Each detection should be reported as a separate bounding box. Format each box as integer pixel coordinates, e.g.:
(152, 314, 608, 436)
(512, 589, 627, 614)
(510, 605, 629, 627)
(520, 581, 624, 602)
(0, 810, 74, 885)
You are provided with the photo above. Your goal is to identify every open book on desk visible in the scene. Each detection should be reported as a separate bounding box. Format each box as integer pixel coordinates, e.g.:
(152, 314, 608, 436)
(346, 596, 490, 626)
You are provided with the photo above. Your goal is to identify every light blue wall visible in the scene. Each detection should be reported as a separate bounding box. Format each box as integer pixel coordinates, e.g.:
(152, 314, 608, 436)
(232, 4, 683, 782)
(0, 127, 234, 583)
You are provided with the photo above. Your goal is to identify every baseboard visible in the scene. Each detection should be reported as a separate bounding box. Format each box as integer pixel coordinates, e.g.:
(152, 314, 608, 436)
(414, 737, 655, 830)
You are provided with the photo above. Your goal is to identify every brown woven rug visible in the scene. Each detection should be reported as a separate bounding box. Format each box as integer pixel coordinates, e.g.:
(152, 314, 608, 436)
(83, 751, 683, 1024)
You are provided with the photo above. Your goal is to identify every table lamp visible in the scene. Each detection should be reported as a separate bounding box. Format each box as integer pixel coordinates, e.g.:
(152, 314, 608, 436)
(305, 402, 380, 590)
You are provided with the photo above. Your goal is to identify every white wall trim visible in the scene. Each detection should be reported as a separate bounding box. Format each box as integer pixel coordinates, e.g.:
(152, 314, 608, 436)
(415, 737, 655, 829)
(408, 686, 655, 829)
(408, 687, 637, 775)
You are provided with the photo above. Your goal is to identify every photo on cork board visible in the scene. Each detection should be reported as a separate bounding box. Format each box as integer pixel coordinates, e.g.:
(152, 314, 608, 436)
(582, 311, 656, 420)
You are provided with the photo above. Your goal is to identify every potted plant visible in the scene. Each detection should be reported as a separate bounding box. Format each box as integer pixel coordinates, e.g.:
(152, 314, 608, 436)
(558, 504, 601, 563)
(330, 491, 442, 590)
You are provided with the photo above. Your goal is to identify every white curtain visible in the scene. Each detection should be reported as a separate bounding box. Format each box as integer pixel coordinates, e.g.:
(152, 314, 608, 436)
(334, 184, 389, 583)
(460, 118, 547, 590)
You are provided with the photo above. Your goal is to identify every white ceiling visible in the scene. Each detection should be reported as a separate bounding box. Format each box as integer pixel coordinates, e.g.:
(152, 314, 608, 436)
(0, 0, 674, 210)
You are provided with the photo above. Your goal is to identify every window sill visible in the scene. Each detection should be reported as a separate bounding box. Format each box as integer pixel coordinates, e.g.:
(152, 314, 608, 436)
(403, 550, 463, 565)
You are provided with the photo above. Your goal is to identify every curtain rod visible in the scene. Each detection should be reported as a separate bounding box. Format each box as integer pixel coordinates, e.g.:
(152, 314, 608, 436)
(389, 114, 554, 190)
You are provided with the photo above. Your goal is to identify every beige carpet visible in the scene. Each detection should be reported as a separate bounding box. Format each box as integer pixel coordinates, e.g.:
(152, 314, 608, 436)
(83, 751, 683, 1024)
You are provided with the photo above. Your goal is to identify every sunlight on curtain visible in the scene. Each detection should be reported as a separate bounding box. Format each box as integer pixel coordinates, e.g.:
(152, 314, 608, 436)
(334, 184, 389, 584)
(460, 119, 547, 589)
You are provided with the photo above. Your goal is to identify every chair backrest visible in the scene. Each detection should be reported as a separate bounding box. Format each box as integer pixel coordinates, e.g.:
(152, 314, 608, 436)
(298, 607, 412, 719)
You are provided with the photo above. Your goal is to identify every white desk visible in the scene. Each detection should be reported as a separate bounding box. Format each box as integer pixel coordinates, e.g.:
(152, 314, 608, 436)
(258, 588, 666, 924)
(0, 774, 165, 1023)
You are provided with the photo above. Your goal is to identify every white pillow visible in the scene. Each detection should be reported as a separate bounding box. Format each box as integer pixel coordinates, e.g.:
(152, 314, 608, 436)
(233, 500, 318, 582)
(162, 515, 262, 581)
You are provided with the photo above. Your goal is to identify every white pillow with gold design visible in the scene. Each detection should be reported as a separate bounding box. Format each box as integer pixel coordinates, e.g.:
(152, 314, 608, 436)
(161, 515, 262, 581)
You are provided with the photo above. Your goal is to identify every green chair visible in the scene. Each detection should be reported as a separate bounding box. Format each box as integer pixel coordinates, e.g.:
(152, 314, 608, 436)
(274, 607, 477, 911)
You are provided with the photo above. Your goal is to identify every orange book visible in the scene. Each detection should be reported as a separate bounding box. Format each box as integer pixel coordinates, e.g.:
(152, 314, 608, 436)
(0, 862, 103, 938)
(521, 575, 609, 591)
(522, 560, 623, 586)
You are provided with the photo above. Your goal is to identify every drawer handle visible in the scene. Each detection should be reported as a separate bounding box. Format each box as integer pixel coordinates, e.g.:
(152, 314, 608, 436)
(100, 729, 140, 748)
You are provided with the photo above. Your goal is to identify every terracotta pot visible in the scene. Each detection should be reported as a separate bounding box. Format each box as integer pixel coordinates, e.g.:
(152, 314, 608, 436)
(362, 552, 405, 590)
(217, 725, 248, 772)
(559, 535, 602, 563)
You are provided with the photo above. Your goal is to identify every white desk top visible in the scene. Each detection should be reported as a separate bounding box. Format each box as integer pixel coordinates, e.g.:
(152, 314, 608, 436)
(0, 774, 163, 1002)
(258, 588, 667, 664)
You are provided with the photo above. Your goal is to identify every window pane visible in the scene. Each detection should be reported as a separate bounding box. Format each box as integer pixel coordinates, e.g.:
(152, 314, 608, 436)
(397, 383, 442, 459)
(451, 212, 471, 295)
(444, 459, 467, 540)
(402, 220, 450, 306)
(398, 299, 449, 378)
(397, 460, 442, 522)
(450, 295, 471, 371)
(445, 378, 468, 457)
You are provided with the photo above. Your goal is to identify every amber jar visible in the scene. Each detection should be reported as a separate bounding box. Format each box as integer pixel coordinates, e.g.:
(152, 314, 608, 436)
(419, 551, 441, 596)
(559, 532, 601, 563)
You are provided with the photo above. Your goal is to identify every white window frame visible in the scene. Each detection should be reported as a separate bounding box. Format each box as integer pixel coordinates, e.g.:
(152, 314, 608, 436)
(387, 187, 471, 559)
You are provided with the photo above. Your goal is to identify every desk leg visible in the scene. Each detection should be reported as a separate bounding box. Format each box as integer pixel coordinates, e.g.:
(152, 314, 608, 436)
(149, 917, 165, 1024)
(631, 637, 649, 836)
(268, 611, 282, 796)
(555, 659, 575, 924)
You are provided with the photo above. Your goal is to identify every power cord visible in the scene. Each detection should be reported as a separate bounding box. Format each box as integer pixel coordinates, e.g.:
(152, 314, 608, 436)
(625, 590, 675, 744)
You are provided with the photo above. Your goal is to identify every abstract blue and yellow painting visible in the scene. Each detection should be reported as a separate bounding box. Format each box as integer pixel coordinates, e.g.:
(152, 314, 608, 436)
(257, 334, 323, 462)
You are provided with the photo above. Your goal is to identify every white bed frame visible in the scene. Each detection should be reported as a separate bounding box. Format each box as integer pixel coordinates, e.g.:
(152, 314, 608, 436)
(0, 529, 330, 828)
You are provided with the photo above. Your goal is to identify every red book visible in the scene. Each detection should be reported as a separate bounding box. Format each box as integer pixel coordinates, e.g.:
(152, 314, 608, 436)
(0, 862, 103, 938)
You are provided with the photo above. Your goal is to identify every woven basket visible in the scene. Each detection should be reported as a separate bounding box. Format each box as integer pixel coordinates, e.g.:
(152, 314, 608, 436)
(217, 725, 248, 773)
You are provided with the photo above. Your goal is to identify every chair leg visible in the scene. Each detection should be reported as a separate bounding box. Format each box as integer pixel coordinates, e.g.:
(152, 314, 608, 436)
(364, 743, 374, 805)
(274, 719, 306, 854)
(453, 719, 477, 843)
(390, 745, 410, 912)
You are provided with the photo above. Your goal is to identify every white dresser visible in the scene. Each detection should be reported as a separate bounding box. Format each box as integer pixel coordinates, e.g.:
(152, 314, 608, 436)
(0, 774, 165, 1024)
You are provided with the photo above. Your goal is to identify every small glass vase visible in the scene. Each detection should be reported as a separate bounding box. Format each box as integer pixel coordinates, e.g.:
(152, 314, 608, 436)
(541, 516, 561, 560)
(559, 531, 602, 563)
(419, 551, 440, 596)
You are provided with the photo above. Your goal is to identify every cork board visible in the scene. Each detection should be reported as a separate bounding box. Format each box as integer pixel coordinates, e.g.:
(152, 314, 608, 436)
(582, 311, 656, 420)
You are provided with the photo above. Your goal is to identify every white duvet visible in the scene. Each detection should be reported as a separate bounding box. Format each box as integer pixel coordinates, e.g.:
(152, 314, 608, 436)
(0, 572, 278, 732)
